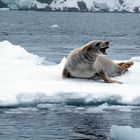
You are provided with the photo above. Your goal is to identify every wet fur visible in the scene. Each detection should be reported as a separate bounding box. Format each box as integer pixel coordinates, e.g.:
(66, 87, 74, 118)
(62, 40, 133, 84)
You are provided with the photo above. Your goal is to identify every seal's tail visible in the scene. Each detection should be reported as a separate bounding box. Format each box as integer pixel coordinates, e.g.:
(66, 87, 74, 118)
(62, 68, 71, 78)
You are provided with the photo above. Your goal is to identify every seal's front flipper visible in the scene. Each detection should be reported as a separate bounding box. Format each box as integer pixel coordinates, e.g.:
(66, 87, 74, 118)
(100, 70, 123, 84)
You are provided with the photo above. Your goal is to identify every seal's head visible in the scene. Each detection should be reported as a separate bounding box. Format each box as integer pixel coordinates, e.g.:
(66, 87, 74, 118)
(82, 40, 110, 55)
(98, 41, 109, 54)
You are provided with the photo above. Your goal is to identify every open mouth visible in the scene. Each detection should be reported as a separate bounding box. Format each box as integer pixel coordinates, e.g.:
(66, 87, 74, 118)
(100, 46, 109, 54)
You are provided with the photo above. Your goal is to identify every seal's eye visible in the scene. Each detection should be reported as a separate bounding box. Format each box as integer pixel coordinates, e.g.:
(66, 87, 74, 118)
(96, 42, 100, 47)
(91, 42, 100, 52)
(90, 42, 100, 51)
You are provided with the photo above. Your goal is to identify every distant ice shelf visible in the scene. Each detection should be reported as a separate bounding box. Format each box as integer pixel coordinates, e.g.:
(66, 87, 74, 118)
(1, 0, 140, 12)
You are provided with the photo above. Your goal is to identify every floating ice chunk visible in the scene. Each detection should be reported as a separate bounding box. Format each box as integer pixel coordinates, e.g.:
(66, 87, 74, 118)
(0, 40, 140, 107)
(110, 125, 140, 140)
(50, 24, 58, 28)
(0, 8, 10, 10)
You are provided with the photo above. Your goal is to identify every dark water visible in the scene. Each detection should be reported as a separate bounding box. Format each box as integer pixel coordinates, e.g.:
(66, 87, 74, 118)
(0, 11, 140, 62)
(0, 11, 140, 140)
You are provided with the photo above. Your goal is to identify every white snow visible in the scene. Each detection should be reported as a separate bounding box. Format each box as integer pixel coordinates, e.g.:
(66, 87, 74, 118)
(110, 125, 140, 140)
(50, 0, 79, 11)
(122, 0, 140, 12)
(17, 0, 35, 9)
(32, 1, 48, 9)
(1, 0, 48, 10)
(50, 0, 140, 12)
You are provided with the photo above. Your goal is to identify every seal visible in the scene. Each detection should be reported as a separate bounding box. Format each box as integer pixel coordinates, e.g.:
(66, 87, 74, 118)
(62, 40, 133, 84)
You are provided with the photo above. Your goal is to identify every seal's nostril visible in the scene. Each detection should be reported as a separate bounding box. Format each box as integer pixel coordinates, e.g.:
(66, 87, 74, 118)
(105, 41, 109, 45)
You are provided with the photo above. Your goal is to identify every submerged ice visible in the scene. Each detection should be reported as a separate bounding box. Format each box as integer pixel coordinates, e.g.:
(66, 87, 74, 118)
(0, 40, 140, 107)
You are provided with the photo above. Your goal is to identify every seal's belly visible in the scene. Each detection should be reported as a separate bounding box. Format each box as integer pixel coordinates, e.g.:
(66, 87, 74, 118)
(67, 63, 97, 79)
(71, 70, 96, 78)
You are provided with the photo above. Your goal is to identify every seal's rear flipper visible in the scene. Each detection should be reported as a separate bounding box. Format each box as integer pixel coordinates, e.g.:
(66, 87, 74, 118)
(117, 61, 133, 68)
(117, 61, 134, 73)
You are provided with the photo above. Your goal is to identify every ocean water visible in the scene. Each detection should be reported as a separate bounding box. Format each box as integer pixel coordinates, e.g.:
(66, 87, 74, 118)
(0, 11, 140, 140)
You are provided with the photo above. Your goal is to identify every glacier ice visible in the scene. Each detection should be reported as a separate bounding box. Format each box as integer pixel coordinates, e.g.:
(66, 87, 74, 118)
(1, 0, 140, 12)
